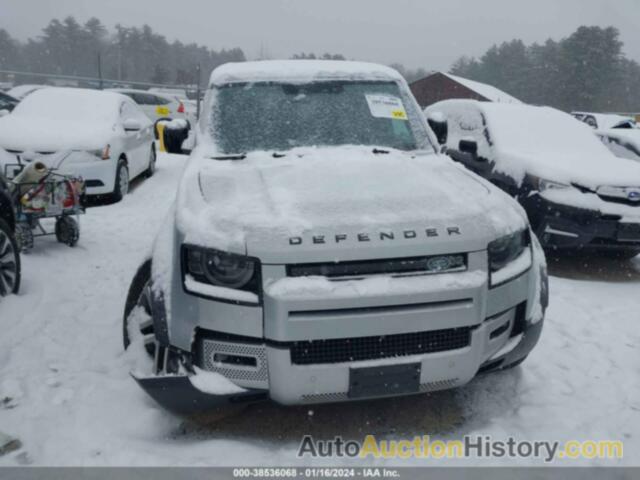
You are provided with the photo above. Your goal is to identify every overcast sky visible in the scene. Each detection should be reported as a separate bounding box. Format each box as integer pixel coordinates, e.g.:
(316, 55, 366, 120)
(1, 0, 639, 70)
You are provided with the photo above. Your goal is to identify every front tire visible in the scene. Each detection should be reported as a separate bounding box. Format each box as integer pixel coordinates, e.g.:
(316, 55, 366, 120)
(123, 260, 155, 357)
(144, 145, 156, 178)
(112, 159, 129, 202)
(0, 219, 20, 296)
(55, 216, 79, 247)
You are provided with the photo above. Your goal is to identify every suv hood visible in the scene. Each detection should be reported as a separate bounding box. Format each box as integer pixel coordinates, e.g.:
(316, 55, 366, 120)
(0, 116, 113, 152)
(176, 147, 528, 263)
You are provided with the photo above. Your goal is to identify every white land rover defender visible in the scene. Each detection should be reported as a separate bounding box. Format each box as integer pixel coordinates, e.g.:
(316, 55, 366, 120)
(123, 61, 548, 414)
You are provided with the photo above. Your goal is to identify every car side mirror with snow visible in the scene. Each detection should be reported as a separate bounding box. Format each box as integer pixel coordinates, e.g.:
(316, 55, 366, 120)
(123, 118, 142, 132)
(427, 114, 448, 145)
(0, 109, 10, 118)
(459, 139, 478, 156)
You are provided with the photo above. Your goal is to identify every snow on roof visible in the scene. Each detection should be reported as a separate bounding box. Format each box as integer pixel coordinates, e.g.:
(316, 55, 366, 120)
(11, 87, 126, 123)
(6, 84, 48, 100)
(443, 73, 521, 104)
(209, 60, 404, 86)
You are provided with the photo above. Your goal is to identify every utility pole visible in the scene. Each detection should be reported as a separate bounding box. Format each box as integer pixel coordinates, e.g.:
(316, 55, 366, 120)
(97, 53, 103, 90)
(196, 63, 201, 121)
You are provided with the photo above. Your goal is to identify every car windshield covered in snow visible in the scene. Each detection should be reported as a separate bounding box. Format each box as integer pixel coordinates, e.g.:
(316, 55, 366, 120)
(211, 80, 429, 154)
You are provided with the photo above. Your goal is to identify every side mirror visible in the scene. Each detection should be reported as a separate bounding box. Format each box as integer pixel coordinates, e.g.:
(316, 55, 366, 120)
(123, 118, 142, 132)
(0, 109, 10, 118)
(459, 139, 478, 156)
(427, 113, 448, 145)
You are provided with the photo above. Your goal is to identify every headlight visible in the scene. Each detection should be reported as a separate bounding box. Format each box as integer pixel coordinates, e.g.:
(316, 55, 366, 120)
(488, 229, 531, 287)
(183, 245, 260, 303)
(537, 178, 570, 192)
(89, 145, 110, 160)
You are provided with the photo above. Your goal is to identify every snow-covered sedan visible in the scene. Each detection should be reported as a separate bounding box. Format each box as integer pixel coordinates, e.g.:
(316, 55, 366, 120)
(123, 60, 548, 415)
(426, 100, 640, 259)
(0, 88, 156, 201)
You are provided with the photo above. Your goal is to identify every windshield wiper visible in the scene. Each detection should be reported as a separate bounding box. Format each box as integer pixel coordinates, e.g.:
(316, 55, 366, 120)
(210, 154, 246, 161)
(372, 148, 390, 155)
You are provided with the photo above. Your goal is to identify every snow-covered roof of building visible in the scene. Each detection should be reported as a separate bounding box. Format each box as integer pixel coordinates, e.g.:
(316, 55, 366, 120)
(442, 73, 521, 104)
(209, 60, 404, 86)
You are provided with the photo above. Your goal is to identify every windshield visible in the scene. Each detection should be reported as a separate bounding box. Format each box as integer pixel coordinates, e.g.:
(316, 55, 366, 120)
(210, 80, 431, 154)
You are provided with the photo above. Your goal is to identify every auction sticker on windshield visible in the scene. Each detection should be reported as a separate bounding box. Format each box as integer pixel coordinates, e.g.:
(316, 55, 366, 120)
(365, 94, 408, 120)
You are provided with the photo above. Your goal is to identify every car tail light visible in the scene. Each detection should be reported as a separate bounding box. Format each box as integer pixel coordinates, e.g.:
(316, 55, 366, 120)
(177, 102, 185, 114)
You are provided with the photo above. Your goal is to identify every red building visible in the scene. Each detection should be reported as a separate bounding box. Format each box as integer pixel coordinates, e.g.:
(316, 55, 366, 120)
(410, 72, 521, 109)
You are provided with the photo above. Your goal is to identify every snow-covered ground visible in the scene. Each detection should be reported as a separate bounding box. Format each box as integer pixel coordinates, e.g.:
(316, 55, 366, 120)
(0, 152, 638, 466)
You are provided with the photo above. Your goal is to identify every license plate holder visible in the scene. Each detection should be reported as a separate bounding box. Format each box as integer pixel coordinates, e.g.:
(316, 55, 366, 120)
(617, 223, 640, 242)
(348, 362, 421, 399)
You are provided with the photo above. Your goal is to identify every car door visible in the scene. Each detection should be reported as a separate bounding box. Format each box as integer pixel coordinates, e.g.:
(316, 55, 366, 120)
(120, 101, 151, 178)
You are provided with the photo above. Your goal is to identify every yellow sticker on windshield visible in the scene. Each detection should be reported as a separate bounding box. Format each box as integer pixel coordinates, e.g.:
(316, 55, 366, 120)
(366, 94, 408, 121)
(156, 106, 170, 116)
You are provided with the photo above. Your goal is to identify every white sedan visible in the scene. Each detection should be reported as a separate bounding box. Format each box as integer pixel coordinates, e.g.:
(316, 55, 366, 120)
(0, 87, 155, 201)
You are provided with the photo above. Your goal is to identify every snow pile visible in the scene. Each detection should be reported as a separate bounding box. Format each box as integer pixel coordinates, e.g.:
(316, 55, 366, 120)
(443, 73, 521, 104)
(210, 60, 405, 87)
(189, 367, 246, 395)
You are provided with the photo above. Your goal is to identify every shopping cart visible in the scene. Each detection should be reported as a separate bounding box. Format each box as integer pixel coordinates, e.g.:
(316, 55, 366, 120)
(5, 160, 85, 251)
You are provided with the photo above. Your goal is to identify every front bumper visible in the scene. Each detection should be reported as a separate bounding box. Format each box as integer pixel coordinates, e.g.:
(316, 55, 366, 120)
(523, 193, 640, 251)
(56, 157, 116, 195)
(135, 247, 547, 414)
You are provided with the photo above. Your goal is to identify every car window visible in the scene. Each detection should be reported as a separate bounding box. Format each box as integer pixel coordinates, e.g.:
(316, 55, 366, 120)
(120, 100, 148, 123)
(600, 135, 640, 162)
(584, 116, 598, 128)
(154, 96, 171, 105)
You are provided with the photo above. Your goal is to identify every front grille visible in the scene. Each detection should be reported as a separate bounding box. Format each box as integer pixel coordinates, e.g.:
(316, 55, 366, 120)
(287, 254, 467, 278)
(290, 327, 473, 365)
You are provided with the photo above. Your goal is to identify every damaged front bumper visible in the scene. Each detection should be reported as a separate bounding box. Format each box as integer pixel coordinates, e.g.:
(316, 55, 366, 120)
(131, 353, 267, 415)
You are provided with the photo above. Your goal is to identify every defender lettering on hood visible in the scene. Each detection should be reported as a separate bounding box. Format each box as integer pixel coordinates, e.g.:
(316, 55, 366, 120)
(289, 227, 462, 245)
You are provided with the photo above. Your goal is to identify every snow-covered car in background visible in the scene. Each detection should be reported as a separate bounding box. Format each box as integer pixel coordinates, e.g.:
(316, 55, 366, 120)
(426, 100, 640, 259)
(110, 88, 192, 125)
(123, 60, 548, 415)
(0, 88, 156, 202)
(572, 111, 636, 130)
(0, 157, 20, 296)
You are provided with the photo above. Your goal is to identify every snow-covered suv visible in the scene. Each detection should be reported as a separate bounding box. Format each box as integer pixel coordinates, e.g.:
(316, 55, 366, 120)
(426, 100, 640, 259)
(123, 61, 548, 414)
